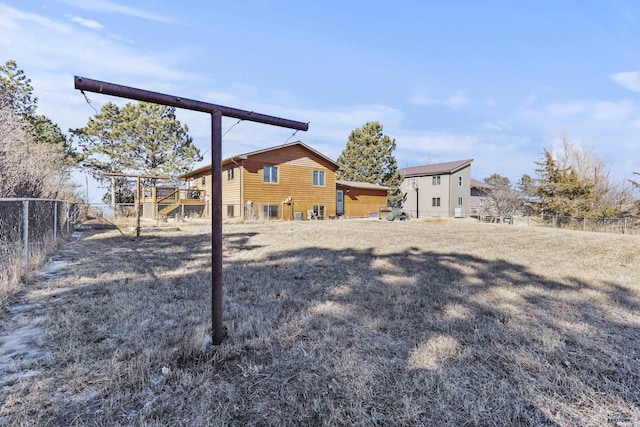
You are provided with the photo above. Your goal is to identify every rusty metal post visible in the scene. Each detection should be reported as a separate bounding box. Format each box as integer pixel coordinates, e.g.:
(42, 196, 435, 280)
(136, 176, 141, 237)
(211, 110, 224, 344)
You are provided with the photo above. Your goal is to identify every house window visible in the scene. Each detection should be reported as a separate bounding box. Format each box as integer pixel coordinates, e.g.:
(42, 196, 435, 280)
(432, 176, 441, 185)
(201, 176, 206, 186)
(313, 205, 326, 218)
(432, 197, 441, 207)
(263, 204, 278, 219)
(458, 197, 463, 206)
(263, 165, 278, 183)
(227, 167, 234, 181)
(459, 176, 464, 187)
(313, 170, 325, 186)
(227, 205, 234, 217)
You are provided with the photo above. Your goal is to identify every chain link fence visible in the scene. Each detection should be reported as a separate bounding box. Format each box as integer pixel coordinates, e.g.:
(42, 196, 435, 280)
(496, 214, 640, 235)
(533, 214, 640, 235)
(0, 198, 81, 302)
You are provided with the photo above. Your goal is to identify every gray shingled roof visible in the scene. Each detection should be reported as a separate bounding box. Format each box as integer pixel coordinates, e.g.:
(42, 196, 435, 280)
(470, 178, 492, 189)
(399, 159, 473, 177)
(336, 180, 391, 190)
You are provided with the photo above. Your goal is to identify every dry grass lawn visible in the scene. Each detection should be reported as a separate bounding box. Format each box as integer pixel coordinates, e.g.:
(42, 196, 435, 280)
(1, 218, 639, 426)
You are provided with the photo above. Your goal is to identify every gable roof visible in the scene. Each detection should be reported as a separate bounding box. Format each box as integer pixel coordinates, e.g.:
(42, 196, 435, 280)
(180, 141, 340, 179)
(399, 159, 473, 178)
(336, 180, 391, 191)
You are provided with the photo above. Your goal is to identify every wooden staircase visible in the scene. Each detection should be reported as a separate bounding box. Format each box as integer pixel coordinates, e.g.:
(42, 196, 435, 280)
(159, 202, 181, 216)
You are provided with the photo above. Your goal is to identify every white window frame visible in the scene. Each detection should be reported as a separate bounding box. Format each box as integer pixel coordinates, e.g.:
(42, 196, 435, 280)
(432, 176, 441, 185)
(313, 170, 325, 186)
(312, 205, 326, 218)
(263, 165, 278, 183)
(263, 204, 278, 219)
(432, 197, 441, 207)
(227, 167, 234, 181)
(459, 176, 464, 187)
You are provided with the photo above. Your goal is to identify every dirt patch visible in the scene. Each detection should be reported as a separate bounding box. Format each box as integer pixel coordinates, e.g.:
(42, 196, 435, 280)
(0, 232, 82, 392)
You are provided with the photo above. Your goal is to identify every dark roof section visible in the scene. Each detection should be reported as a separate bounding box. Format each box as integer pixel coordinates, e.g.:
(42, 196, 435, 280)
(180, 141, 340, 179)
(336, 180, 391, 191)
(399, 159, 474, 178)
(470, 178, 492, 189)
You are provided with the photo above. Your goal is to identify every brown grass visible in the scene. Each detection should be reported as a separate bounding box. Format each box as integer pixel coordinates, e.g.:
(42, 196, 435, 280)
(1, 218, 639, 426)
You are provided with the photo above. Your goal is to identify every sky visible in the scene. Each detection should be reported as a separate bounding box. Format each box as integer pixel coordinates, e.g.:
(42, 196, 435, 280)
(2, 0, 640, 202)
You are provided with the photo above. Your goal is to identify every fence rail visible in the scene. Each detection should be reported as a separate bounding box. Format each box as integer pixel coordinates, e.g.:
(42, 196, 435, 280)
(0, 199, 81, 297)
(533, 214, 640, 235)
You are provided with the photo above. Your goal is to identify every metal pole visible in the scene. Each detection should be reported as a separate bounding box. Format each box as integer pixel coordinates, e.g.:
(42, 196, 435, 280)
(75, 76, 308, 131)
(416, 188, 419, 218)
(211, 111, 224, 345)
(136, 177, 141, 237)
(22, 200, 29, 269)
(75, 76, 308, 345)
(53, 201, 58, 242)
(66, 202, 70, 234)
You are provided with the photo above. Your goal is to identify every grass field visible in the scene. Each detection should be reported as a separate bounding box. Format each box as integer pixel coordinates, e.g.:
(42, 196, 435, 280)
(1, 218, 639, 426)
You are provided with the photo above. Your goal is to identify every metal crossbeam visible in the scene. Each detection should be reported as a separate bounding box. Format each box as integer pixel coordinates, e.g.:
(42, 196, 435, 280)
(75, 76, 308, 344)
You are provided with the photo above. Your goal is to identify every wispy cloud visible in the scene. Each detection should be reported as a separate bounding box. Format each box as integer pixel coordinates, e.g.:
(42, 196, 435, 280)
(610, 71, 640, 92)
(483, 120, 511, 131)
(591, 99, 634, 121)
(66, 15, 104, 30)
(57, 0, 172, 23)
(397, 131, 479, 154)
(410, 90, 469, 108)
(545, 99, 634, 121)
(0, 4, 70, 33)
(546, 101, 588, 117)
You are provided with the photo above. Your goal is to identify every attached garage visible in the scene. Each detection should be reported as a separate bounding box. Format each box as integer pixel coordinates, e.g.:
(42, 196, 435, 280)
(336, 180, 390, 219)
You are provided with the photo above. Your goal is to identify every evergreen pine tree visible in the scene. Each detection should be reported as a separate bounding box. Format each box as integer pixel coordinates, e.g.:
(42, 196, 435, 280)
(336, 121, 401, 206)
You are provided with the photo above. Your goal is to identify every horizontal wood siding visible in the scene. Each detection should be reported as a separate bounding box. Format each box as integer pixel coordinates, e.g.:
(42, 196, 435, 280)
(242, 146, 338, 219)
(222, 165, 241, 219)
(340, 186, 388, 218)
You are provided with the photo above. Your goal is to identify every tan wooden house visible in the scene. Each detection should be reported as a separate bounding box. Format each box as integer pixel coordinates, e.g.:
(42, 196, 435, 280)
(143, 141, 390, 220)
(180, 141, 341, 220)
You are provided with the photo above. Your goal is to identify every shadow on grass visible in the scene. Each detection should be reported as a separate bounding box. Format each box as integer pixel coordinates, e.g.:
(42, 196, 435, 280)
(4, 226, 638, 426)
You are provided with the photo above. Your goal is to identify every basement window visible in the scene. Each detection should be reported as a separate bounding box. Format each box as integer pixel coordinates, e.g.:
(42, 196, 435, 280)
(313, 205, 326, 219)
(263, 204, 279, 219)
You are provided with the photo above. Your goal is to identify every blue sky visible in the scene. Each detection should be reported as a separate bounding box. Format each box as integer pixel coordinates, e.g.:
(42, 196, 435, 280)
(2, 1, 640, 201)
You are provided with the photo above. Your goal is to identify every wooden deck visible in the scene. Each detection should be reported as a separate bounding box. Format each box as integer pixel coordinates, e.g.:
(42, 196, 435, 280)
(142, 186, 206, 218)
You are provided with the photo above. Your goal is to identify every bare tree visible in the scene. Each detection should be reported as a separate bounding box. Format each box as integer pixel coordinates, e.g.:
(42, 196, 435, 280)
(483, 174, 525, 223)
(555, 135, 634, 216)
(0, 106, 66, 198)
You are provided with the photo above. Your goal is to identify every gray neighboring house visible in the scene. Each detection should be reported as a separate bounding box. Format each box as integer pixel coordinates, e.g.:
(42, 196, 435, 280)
(399, 159, 473, 218)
